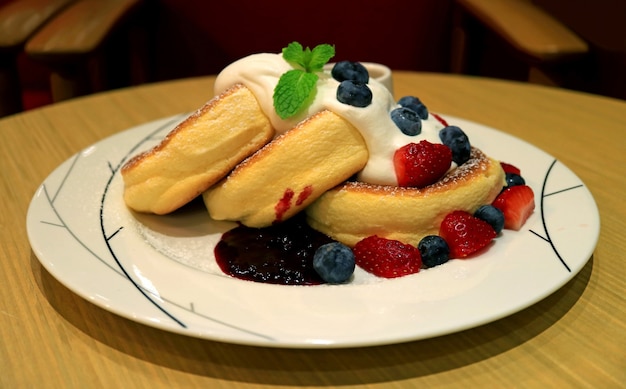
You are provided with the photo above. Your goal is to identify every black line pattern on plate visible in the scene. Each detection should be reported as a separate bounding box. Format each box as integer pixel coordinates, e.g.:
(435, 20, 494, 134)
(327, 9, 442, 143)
(529, 159, 584, 273)
(41, 153, 126, 277)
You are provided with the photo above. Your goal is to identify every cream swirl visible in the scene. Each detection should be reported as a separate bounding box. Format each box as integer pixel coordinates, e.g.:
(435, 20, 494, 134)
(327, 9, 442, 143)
(214, 53, 446, 186)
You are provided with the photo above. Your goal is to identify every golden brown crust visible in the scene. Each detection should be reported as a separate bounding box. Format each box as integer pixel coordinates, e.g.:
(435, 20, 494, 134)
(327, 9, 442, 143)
(305, 147, 506, 247)
(122, 85, 244, 174)
(121, 84, 274, 214)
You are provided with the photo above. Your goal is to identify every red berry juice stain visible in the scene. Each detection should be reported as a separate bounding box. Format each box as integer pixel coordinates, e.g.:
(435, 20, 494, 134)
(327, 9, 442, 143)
(432, 113, 448, 127)
(296, 185, 313, 206)
(214, 215, 334, 285)
(274, 188, 294, 222)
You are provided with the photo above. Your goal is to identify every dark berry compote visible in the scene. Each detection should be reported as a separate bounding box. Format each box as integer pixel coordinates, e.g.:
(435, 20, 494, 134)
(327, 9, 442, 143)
(214, 214, 334, 285)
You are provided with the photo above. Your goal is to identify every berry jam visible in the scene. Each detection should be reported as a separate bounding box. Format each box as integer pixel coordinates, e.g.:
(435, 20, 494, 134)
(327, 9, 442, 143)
(214, 215, 334, 285)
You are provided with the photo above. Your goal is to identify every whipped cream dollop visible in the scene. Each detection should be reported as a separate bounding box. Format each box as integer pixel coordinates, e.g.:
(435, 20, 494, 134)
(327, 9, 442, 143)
(214, 53, 446, 186)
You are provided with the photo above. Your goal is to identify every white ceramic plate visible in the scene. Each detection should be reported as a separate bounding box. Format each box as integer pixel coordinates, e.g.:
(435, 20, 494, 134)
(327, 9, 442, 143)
(26, 114, 600, 348)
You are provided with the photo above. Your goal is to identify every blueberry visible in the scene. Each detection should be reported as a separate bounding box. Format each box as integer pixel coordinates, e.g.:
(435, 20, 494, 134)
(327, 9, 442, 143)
(417, 235, 450, 268)
(391, 107, 422, 136)
(398, 96, 429, 120)
(313, 242, 355, 284)
(331, 61, 369, 84)
(439, 125, 471, 165)
(474, 204, 505, 234)
(336, 80, 372, 107)
(505, 172, 525, 188)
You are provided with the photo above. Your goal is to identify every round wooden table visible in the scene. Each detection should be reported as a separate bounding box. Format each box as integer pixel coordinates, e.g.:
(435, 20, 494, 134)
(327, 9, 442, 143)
(1, 72, 624, 388)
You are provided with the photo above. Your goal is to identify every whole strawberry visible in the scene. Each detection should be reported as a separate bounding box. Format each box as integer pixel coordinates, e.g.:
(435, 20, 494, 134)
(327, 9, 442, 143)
(353, 235, 422, 278)
(393, 140, 452, 187)
(439, 211, 497, 258)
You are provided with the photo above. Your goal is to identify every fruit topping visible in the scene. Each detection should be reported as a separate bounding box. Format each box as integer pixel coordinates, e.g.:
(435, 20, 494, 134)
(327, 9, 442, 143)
(439, 125, 471, 165)
(336, 80, 372, 107)
(393, 140, 452, 187)
(331, 61, 369, 84)
(353, 235, 422, 278)
(500, 161, 521, 176)
(505, 172, 526, 188)
(313, 242, 356, 284)
(417, 235, 450, 268)
(397, 96, 429, 120)
(474, 204, 505, 234)
(390, 106, 422, 136)
(439, 211, 497, 258)
(492, 185, 535, 231)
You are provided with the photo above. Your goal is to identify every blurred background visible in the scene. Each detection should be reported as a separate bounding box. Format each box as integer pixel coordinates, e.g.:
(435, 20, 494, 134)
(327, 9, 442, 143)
(1, 0, 623, 118)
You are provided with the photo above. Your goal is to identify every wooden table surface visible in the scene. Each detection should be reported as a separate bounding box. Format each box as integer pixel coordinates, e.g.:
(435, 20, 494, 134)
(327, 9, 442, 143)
(1, 72, 624, 388)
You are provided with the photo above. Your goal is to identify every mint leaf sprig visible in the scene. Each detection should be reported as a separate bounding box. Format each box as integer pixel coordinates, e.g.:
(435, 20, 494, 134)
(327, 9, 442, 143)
(273, 42, 335, 119)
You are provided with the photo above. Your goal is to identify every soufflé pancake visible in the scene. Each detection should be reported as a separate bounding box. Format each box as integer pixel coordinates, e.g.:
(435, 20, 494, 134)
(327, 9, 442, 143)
(306, 147, 504, 247)
(121, 84, 274, 214)
(204, 110, 369, 227)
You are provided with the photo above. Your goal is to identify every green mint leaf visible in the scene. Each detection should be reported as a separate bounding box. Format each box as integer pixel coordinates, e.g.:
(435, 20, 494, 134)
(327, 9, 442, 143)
(273, 69, 318, 119)
(282, 42, 306, 68)
(274, 42, 335, 118)
(307, 44, 335, 72)
(281, 42, 335, 72)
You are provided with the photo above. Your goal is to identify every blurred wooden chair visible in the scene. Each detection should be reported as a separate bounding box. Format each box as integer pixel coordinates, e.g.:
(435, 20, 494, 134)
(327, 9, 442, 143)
(25, 0, 144, 103)
(533, 0, 626, 100)
(0, 0, 75, 117)
(450, 0, 588, 86)
(450, 0, 626, 100)
(0, 0, 143, 118)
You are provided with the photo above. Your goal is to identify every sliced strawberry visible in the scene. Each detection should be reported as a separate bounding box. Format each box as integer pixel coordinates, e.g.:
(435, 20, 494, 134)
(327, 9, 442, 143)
(439, 211, 497, 258)
(393, 140, 452, 187)
(492, 185, 535, 230)
(500, 162, 521, 176)
(353, 235, 422, 278)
